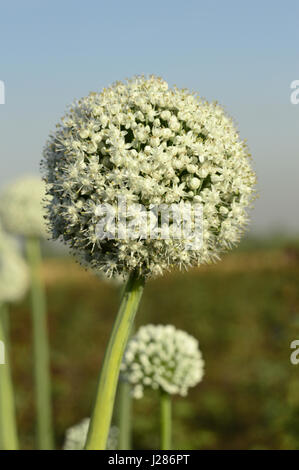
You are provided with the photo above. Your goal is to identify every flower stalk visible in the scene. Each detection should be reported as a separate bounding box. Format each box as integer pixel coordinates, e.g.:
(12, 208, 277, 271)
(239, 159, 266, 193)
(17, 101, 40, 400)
(0, 302, 19, 450)
(25, 236, 53, 450)
(85, 271, 144, 450)
(117, 294, 133, 451)
(117, 379, 132, 449)
(160, 390, 171, 450)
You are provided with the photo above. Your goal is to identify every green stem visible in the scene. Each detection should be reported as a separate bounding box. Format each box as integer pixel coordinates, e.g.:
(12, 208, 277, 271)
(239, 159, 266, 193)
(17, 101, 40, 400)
(117, 379, 132, 449)
(116, 284, 134, 451)
(85, 271, 144, 450)
(160, 391, 172, 450)
(0, 302, 19, 450)
(25, 237, 54, 450)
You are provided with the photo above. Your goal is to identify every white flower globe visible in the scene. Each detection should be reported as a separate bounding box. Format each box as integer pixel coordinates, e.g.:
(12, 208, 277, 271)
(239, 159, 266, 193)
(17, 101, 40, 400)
(0, 225, 29, 303)
(63, 418, 118, 450)
(0, 176, 49, 238)
(121, 324, 205, 398)
(42, 76, 256, 279)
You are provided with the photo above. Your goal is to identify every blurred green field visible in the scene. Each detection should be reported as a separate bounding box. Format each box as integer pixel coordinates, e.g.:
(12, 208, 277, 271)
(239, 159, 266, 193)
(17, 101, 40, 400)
(8, 242, 299, 449)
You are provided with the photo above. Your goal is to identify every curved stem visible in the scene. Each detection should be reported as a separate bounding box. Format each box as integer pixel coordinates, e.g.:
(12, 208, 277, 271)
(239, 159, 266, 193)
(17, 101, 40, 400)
(26, 237, 54, 450)
(0, 302, 19, 450)
(160, 391, 171, 450)
(117, 379, 132, 449)
(85, 271, 144, 450)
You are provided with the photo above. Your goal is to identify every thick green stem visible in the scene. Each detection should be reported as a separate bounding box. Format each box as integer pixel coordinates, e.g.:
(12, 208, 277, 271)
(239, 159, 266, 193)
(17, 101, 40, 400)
(25, 237, 54, 450)
(160, 391, 172, 450)
(0, 302, 19, 450)
(85, 271, 144, 450)
(116, 290, 133, 451)
(117, 379, 132, 449)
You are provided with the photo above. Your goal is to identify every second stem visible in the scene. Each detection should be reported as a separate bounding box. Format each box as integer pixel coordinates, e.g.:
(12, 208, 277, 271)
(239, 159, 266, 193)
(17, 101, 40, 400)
(0, 302, 19, 450)
(160, 390, 172, 450)
(26, 237, 54, 450)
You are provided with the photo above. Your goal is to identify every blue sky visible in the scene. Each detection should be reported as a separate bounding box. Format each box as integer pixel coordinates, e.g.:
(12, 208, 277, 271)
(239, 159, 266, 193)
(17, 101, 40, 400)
(0, 0, 298, 234)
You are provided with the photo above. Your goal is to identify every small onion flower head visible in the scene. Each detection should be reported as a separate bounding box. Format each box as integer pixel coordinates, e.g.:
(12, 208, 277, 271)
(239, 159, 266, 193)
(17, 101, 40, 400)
(0, 176, 49, 238)
(42, 75, 256, 279)
(0, 224, 29, 303)
(121, 324, 205, 398)
(63, 418, 118, 450)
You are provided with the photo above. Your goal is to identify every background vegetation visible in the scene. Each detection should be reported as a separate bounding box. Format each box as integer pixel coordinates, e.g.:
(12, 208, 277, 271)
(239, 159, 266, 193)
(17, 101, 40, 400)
(9, 237, 299, 450)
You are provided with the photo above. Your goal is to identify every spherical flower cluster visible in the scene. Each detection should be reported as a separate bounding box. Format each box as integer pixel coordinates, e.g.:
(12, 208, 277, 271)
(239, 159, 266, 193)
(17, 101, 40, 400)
(42, 75, 256, 279)
(0, 224, 29, 303)
(63, 418, 118, 450)
(0, 176, 49, 238)
(120, 324, 204, 398)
